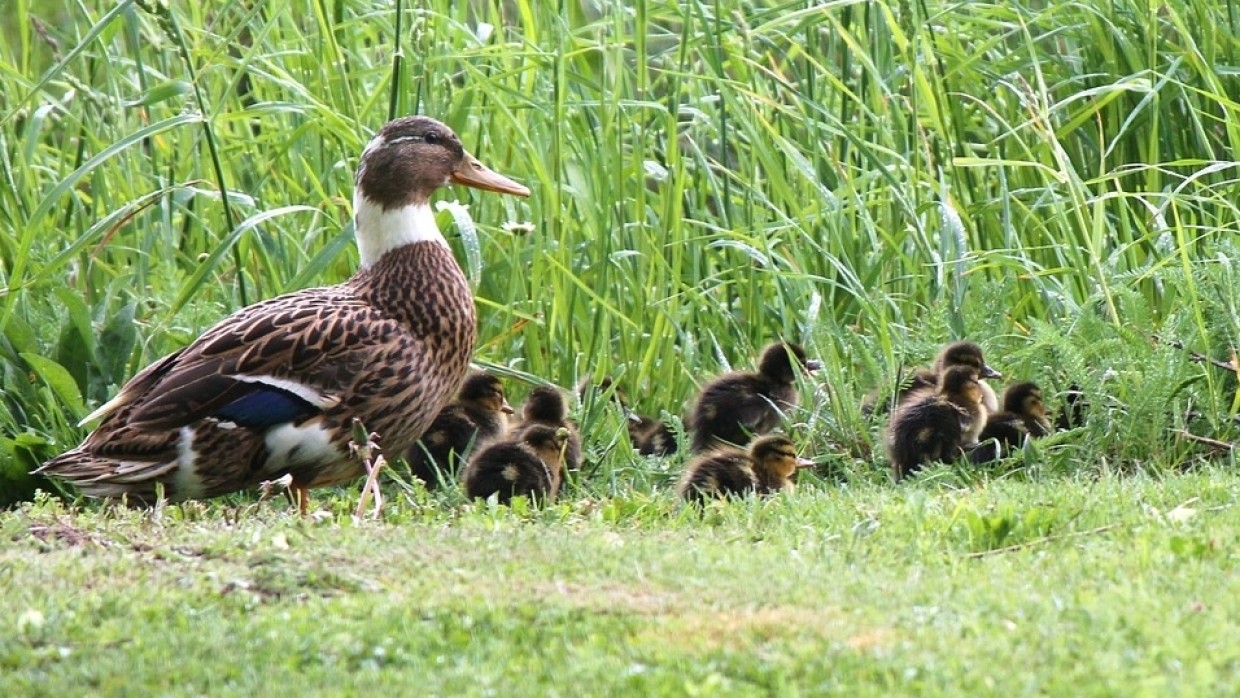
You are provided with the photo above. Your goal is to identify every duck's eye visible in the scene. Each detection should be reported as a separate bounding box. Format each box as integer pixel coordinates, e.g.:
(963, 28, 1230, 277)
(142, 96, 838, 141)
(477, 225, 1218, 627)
(424, 132, 442, 145)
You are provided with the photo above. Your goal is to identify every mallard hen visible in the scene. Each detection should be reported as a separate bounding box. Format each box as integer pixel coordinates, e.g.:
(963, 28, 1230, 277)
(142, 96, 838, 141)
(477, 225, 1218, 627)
(37, 116, 529, 510)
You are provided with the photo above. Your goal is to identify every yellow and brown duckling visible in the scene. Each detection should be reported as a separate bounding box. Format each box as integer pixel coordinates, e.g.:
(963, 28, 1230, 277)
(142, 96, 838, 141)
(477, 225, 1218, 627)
(886, 365, 988, 480)
(687, 341, 822, 453)
(579, 376, 677, 456)
(868, 341, 1002, 416)
(462, 425, 569, 504)
(970, 381, 1052, 462)
(407, 371, 514, 489)
(36, 116, 530, 511)
(511, 385, 582, 470)
(678, 434, 813, 504)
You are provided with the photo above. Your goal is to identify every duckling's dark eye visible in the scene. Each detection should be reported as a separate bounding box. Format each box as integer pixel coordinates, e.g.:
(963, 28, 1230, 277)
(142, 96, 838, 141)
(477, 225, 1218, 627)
(424, 132, 442, 145)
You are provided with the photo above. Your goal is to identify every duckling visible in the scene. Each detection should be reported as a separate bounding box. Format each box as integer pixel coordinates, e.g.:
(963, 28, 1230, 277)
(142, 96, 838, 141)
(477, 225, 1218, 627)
(1054, 383, 1088, 431)
(678, 434, 813, 504)
(511, 385, 582, 470)
(579, 376, 677, 456)
(36, 116, 530, 510)
(630, 415, 679, 457)
(687, 341, 822, 452)
(462, 425, 569, 504)
(866, 341, 1002, 416)
(407, 372, 513, 488)
(886, 365, 988, 480)
(970, 382, 1052, 462)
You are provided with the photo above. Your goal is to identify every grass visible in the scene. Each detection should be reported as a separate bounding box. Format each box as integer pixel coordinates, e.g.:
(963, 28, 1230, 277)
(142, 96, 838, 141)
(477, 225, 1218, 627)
(5, 472, 1240, 695)
(1, 0, 1239, 693)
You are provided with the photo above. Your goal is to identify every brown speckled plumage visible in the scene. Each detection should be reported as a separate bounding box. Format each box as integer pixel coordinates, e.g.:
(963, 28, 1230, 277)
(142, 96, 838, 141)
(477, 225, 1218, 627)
(37, 116, 529, 505)
(686, 342, 820, 452)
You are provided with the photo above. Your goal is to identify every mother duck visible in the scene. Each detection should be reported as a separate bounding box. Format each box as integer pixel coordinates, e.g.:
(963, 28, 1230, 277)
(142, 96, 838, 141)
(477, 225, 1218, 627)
(37, 116, 530, 509)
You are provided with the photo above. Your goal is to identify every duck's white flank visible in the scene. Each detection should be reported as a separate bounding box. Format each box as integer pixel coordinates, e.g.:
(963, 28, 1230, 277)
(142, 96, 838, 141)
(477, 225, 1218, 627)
(173, 425, 205, 498)
(264, 421, 339, 470)
(353, 196, 445, 268)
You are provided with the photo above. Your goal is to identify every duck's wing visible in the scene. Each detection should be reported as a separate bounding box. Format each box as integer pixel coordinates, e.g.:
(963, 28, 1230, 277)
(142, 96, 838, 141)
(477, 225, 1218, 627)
(86, 290, 388, 441)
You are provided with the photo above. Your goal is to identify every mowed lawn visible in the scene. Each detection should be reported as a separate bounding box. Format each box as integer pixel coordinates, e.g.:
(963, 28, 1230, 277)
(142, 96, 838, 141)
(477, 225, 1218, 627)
(4, 470, 1239, 696)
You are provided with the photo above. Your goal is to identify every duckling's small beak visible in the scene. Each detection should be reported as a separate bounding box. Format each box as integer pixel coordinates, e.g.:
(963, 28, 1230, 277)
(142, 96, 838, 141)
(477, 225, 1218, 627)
(624, 408, 643, 424)
(501, 398, 515, 415)
(796, 457, 815, 469)
(980, 364, 1002, 380)
(804, 359, 824, 372)
(451, 154, 531, 197)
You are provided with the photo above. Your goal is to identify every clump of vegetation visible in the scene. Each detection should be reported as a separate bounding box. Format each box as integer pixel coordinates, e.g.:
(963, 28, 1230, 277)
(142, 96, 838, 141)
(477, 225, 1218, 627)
(1, 0, 1239, 688)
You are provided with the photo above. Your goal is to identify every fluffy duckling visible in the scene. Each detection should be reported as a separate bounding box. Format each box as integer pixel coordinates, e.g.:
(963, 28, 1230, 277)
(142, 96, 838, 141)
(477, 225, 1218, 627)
(886, 365, 988, 480)
(407, 372, 513, 488)
(1054, 383, 1088, 431)
(687, 342, 822, 452)
(867, 341, 1002, 416)
(678, 434, 813, 504)
(37, 116, 529, 510)
(579, 376, 678, 456)
(462, 425, 569, 504)
(970, 382, 1052, 462)
(511, 385, 582, 470)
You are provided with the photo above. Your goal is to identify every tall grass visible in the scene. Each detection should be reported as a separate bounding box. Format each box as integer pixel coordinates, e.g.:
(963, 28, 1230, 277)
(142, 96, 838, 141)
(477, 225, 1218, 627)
(1, 0, 1238, 503)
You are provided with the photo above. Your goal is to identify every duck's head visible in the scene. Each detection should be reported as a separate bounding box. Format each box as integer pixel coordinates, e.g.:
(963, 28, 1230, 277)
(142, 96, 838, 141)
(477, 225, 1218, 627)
(522, 385, 569, 423)
(935, 341, 1001, 380)
(520, 424, 570, 469)
(749, 434, 814, 481)
(353, 116, 530, 267)
(757, 342, 823, 384)
(459, 372, 514, 415)
(938, 365, 983, 406)
(1003, 382, 1045, 420)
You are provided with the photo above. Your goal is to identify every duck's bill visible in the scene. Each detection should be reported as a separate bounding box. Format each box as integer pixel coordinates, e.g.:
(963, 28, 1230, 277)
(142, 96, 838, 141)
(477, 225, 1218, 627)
(980, 365, 1002, 380)
(804, 359, 824, 372)
(796, 457, 816, 469)
(452, 154, 531, 197)
(501, 398, 516, 415)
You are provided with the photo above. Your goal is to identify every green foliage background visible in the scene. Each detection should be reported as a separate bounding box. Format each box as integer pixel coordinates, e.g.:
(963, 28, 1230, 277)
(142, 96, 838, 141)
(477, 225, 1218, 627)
(1, 0, 1238, 504)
